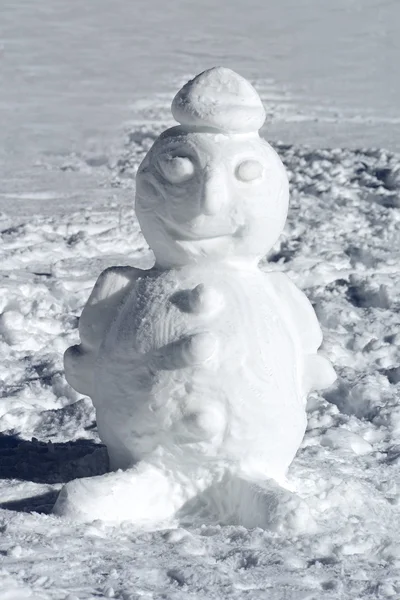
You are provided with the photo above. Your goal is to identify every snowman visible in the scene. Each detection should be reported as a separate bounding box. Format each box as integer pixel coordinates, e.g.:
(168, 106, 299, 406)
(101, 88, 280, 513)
(54, 67, 336, 527)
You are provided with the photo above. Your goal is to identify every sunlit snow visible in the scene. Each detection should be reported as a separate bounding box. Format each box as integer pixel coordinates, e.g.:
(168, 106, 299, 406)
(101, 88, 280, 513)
(0, 1, 399, 599)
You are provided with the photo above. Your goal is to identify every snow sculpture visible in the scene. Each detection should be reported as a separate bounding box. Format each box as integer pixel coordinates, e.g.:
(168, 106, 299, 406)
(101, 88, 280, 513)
(54, 67, 336, 527)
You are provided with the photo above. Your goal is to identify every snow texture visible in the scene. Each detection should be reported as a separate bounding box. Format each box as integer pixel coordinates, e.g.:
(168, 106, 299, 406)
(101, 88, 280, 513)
(0, 134, 399, 600)
(171, 67, 266, 133)
(0, 3, 400, 595)
(54, 68, 335, 527)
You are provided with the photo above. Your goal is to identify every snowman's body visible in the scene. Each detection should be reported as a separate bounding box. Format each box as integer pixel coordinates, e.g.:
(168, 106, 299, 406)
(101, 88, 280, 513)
(94, 262, 306, 479)
(54, 67, 336, 526)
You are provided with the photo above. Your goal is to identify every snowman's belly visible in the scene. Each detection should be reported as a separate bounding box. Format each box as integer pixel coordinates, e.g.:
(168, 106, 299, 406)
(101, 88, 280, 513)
(95, 265, 304, 469)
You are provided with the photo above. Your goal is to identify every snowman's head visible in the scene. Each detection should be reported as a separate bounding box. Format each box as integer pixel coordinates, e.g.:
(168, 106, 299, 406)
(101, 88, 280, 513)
(135, 68, 289, 268)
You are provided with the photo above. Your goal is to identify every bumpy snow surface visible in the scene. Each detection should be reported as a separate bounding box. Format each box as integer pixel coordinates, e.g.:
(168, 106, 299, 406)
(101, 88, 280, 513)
(0, 110, 399, 595)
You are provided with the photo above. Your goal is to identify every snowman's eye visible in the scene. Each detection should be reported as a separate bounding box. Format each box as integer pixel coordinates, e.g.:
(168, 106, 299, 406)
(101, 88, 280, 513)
(158, 155, 195, 183)
(235, 159, 263, 182)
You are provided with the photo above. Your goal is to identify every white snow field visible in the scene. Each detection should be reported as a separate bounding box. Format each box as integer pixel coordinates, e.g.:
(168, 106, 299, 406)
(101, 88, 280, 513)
(0, 0, 400, 598)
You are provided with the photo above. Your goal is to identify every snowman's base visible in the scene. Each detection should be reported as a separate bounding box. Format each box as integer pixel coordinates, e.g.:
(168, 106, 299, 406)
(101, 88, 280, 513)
(53, 463, 315, 533)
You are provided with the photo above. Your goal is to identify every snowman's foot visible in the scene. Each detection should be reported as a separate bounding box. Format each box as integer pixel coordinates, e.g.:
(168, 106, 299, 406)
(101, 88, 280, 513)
(179, 474, 316, 534)
(53, 461, 196, 526)
(234, 479, 316, 534)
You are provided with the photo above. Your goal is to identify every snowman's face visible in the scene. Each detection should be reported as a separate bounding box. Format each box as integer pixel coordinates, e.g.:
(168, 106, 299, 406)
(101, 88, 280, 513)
(135, 127, 289, 267)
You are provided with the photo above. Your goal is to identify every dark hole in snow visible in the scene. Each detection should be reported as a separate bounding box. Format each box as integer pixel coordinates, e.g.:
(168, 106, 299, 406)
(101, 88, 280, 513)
(167, 569, 186, 587)
(382, 367, 400, 385)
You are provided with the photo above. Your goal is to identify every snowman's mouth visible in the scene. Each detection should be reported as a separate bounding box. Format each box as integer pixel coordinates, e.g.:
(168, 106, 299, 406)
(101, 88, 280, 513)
(163, 218, 243, 242)
(165, 224, 234, 242)
(176, 231, 232, 242)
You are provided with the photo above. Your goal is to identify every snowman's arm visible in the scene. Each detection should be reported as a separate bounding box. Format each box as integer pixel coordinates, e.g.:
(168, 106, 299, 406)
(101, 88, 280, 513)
(64, 266, 139, 396)
(267, 272, 336, 392)
(78, 266, 138, 351)
(268, 272, 322, 353)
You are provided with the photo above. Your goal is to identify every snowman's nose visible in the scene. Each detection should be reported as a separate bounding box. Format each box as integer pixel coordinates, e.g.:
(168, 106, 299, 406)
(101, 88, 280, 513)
(200, 170, 227, 216)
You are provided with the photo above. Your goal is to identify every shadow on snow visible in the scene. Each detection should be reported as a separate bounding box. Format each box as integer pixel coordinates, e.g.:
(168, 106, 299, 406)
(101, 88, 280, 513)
(0, 433, 108, 514)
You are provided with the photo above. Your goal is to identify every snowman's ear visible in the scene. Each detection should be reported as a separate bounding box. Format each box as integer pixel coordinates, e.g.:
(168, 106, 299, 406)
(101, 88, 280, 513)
(78, 266, 137, 352)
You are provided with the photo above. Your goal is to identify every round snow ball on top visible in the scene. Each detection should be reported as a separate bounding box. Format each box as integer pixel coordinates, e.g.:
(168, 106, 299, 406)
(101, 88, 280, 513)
(171, 67, 266, 134)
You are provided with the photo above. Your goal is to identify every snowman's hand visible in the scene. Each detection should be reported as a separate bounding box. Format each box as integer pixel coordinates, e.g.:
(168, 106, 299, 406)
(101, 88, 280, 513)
(170, 284, 224, 316)
(78, 266, 138, 351)
(303, 353, 337, 393)
(150, 332, 218, 371)
(64, 266, 139, 396)
(64, 344, 95, 397)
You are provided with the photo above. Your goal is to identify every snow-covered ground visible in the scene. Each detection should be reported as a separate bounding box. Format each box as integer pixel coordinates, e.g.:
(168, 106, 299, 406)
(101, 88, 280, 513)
(0, 1, 400, 598)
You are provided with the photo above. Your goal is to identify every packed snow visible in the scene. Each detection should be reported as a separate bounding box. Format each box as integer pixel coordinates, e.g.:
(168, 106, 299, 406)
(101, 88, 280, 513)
(1, 1, 400, 598)
(54, 68, 335, 527)
(1, 126, 399, 598)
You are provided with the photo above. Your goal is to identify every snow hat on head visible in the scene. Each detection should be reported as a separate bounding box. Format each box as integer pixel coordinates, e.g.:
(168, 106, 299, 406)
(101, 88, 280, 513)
(171, 67, 266, 134)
